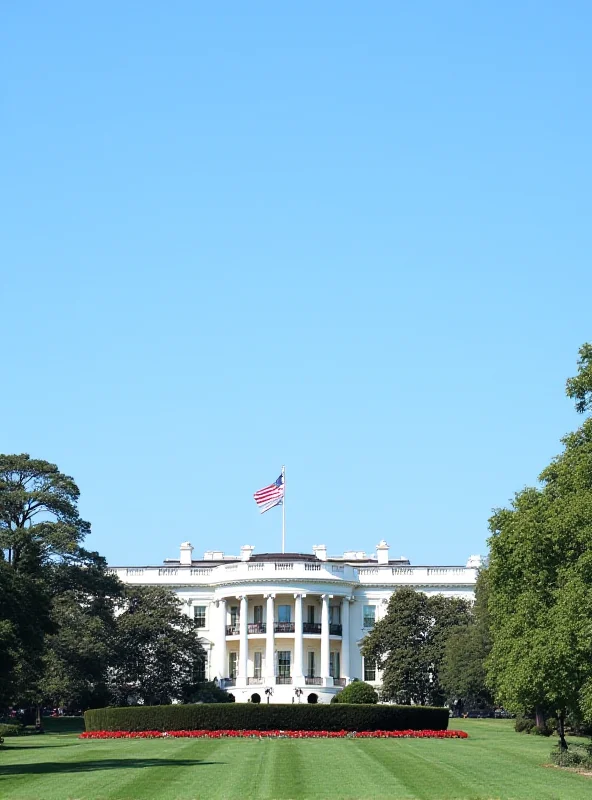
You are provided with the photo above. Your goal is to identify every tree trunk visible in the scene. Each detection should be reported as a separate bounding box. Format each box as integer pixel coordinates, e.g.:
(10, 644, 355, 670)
(557, 709, 568, 751)
(35, 704, 43, 732)
(535, 705, 545, 728)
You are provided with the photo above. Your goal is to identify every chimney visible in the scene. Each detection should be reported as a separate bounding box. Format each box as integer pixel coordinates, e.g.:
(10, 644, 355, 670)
(180, 541, 194, 566)
(240, 545, 255, 561)
(466, 555, 483, 569)
(376, 540, 390, 565)
(313, 544, 327, 561)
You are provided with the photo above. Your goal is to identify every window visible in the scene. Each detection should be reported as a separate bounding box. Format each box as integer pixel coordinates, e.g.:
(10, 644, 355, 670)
(193, 606, 206, 628)
(253, 605, 263, 624)
(307, 651, 315, 677)
(329, 651, 340, 679)
(307, 605, 315, 624)
(364, 659, 376, 682)
(228, 652, 238, 679)
(278, 605, 291, 623)
(363, 605, 376, 628)
(278, 650, 291, 678)
(194, 655, 206, 683)
(254, 651, 262, 679)
(329, 605, 341, 625)
(230, 606, 239, 626)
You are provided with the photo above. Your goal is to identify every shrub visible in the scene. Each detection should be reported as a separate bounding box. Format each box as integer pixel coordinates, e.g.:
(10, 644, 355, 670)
(187, 681, 235, 703)
(515, 715, 556, 736)
(331, 681, 378, 704)
(0, 723, 23, 737)
(84, 703, 449, 733)
(551, 742, 592, 769)
(514, 716, 534, 733)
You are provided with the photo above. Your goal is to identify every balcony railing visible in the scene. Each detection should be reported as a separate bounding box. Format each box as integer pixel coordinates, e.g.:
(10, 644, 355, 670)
(247, 677, 263, 685)
(276, 675, 292, 684)
(303, 622, 321, 634)
(329, 624, 342, 636)
(334, 678, 347, 687)
(305, 676, 322, 685)
(248, 623, 266, 634)
(275, 622, 295, 633)
(225, 625, 240, 636)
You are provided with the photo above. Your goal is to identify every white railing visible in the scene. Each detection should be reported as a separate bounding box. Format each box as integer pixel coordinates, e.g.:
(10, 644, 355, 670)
(126, 568, 144, 576)
(275, 563, 293, 571)
(358, 568, 379, 575)
(225, 564, 238, 571)
(248, 563, 265, 571)
(158, 568, 178, 577)
(191, 568, 213, 576)
(305, 563, 321, 571)
(391, 568, 413, 576)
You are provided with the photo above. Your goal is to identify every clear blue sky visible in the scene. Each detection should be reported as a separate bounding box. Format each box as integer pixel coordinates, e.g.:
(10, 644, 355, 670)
(2, 2, 591, 567)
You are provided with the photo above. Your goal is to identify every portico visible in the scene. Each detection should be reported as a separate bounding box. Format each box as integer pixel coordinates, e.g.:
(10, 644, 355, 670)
(217, 591, 353, 700)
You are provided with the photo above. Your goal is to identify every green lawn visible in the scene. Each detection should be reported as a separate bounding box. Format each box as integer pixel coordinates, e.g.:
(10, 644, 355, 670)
(1, 719, 591, 800)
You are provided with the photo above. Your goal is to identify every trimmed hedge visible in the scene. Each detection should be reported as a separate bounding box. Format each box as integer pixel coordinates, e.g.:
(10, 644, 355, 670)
(84, 703, 449, 733)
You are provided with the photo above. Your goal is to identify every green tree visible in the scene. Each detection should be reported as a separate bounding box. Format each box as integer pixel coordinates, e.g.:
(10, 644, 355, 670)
(0, 454, 119, 712)
(0, 454, 90, 572)
(109, 586, 206, 706)
(0, 554, 52, 707)
(361, 588, 471, 705)
(441, 572, 492, 711)
(39, 550, 123, 710)
(487, 344, 592, 748)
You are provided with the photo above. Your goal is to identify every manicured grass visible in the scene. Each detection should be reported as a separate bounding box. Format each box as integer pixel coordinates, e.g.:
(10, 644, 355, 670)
(1, 719, 591, 799)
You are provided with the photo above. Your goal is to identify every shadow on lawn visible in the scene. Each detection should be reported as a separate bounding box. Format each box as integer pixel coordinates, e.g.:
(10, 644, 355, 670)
(0, 758, 223, 776)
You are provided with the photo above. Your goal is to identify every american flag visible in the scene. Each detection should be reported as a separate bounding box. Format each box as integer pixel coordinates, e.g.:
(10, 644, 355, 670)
(253, 473, 284, 514)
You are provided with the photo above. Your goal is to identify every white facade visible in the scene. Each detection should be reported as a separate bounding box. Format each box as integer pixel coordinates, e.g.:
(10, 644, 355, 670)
(109, 541, 482, 704)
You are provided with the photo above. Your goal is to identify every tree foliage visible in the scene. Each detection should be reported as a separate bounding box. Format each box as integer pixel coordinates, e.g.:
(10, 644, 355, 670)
(486, 344, 592, 747)
(0, 454, 90, 572)
(440, 571, 492, 707)
(108, 585, 206, 706)
(361, 587, 472, 705)
(332, 680, 378, 704)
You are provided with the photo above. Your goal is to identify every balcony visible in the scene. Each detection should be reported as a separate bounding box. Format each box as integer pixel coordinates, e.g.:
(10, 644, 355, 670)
(248, 623, 266, 634)
(303, 622, 321, 634)
(274, 622, 295, 633)
(334, 678, 347, 687)
(225, 625, 240, 636)
(305, 676, 322, 685)
(329, 624, 342, 636)
(247, 677, 263, 685)
(276, 675, 292, 685)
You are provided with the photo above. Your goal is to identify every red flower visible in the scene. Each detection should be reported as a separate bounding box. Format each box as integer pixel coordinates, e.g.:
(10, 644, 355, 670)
(80, 729, 468, 740)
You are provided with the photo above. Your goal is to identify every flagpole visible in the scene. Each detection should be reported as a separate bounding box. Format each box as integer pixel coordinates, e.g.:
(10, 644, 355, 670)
(282, 465, 286, 554)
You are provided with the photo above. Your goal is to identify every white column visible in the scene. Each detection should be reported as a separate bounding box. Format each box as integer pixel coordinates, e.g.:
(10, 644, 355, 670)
(321, 593, 333, 686)
(341, 597, 351, 682)
(217, 599, 227, 681)
(293, 593, 305, 682)
(237, 595, 248, 687)
(265, 594, 275, 681)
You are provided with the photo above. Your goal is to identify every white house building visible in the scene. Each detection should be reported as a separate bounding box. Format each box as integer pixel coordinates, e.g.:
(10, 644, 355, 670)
(108, 541, 482, 704)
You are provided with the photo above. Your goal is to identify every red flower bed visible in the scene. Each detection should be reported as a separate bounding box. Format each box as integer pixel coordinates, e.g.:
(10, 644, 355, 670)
(80, 729, 468, 740)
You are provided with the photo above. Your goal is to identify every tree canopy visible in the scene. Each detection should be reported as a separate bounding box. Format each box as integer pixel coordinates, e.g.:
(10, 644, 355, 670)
(0, 454, 90, 572)
(486, 344, 592, 747)
(361, 587, 472, 705)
